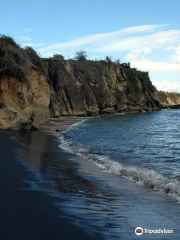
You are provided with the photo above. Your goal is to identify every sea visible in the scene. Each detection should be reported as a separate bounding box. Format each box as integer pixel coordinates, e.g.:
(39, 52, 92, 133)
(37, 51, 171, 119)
(58, 109, 180, 239)
(15, 109, 180, 239)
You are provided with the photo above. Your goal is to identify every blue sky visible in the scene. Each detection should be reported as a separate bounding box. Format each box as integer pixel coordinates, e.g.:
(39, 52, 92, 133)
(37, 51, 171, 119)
(1, 0, 180, 92)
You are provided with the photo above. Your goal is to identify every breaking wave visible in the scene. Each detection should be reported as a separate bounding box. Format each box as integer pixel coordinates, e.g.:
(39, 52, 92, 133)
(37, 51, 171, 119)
(58, 120, 180, 203)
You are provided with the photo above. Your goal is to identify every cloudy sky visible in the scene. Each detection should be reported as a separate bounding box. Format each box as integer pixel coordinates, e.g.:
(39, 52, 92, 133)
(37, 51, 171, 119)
(1, 0, 180, 92)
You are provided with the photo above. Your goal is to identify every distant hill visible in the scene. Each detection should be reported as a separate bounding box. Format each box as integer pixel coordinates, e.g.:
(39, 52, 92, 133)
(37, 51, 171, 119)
(158, 91, 180, 105)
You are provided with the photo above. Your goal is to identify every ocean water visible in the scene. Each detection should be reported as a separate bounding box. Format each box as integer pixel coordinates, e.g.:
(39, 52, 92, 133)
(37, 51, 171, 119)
(14, 110, 180, 239)
(60, 110, 180, 202)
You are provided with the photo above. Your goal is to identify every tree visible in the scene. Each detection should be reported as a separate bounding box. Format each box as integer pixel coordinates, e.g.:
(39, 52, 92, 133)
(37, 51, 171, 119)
(53, 53, 64, 60)
(75, 50, 87, 61)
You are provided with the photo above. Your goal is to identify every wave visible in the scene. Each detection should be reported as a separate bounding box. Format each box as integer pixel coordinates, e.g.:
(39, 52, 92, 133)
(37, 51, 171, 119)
(59, 121, 180, 203)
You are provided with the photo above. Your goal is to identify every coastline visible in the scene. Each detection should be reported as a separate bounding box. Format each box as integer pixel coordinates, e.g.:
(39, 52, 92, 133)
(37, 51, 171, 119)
(1, 114, 180, 239)
(0, 118, 100, 240)
(42, 113, 180, 239)
(47, 116, 88, 135)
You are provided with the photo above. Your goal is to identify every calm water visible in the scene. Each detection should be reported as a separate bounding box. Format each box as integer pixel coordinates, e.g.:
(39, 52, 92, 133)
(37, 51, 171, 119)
(15, 110, 180, 239)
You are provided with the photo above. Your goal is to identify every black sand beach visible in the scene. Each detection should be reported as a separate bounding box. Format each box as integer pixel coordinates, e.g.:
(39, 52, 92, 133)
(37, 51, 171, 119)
(0, 118, 98, 240)
(1, 116, 180, 240)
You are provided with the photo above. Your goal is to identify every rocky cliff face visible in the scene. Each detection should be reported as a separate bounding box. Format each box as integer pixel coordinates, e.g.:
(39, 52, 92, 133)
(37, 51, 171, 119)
(0, 58, 162, 130)
(0, 68, 50, 130)
(0, 36, 162, 129)
(158, 91, 180, 105)
(45, 59, 161, 117)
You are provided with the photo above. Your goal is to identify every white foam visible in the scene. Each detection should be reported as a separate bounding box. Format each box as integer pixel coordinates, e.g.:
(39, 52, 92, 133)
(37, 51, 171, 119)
(59, 120, 180, 203)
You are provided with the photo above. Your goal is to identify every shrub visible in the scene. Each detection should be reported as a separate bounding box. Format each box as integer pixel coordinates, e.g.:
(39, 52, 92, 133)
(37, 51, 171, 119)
(104, 68, 110, 77)
(75, 50, 87, 61)
(137, 71, 156, 93)
(53, 53, 64, 60)
(0, 35, 20, 49)
(123, 68, 140, 92)
(25, 47, 45, 73)
(0, 35, 31, 81)
(0, 35, 47, 81)
(158, 91, 168, 103)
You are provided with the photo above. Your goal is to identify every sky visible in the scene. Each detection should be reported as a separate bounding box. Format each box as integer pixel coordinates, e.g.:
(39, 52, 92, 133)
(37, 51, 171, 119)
(1, 0, 180, 92)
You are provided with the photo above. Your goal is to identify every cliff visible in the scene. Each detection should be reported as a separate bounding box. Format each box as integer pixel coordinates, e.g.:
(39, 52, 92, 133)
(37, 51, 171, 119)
(158, 91, 180, 105)
(0, 36, 50, 130)
(0, 69, 50, 129)
(45, 59, 161, 117)
(0, 36, 161, 129)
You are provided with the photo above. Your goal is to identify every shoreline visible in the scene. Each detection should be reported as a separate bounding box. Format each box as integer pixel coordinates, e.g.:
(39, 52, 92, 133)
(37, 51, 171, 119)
(47, 116, 88, 135)
(51, 112, 180, 205)
(39, 112, 180, 239)
(0, 124, 100, 240)
(1, 112, 180, 239)
(44, 109, 163, 135)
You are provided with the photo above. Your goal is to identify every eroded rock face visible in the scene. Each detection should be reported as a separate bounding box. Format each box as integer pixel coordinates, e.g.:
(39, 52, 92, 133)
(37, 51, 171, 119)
(0, 69, 50, 129)
(45, 59, 161, 117)
(158, 91, 180, 105)
(0, 59, 161, 129)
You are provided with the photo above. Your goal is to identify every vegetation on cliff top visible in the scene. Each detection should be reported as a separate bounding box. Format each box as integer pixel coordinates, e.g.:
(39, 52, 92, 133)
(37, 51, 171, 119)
(74, 50, 87, 61)
(158, 91, 168, 103)
(25, 47, 45, 73)
(158, 91, 180, 104)
(0, 35, 44, 81)
(0, 35, 160, 98)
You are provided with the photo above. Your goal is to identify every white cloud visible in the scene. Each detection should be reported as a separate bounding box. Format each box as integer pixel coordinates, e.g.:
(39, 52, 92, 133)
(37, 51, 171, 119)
(153, 80, 180, 93)
(131, 60, 180, 72)
(19, 36, 31, 41)
(41, 51, 70, 58)
(22, 42, 45, 47)
(171, 45, 180, 62)
(24, 27, 35, 32)
(39, 24, 168, 55)
(126, 47, 152, 60)
(96, 30, 180, 53)
(35, 24, 180, 92)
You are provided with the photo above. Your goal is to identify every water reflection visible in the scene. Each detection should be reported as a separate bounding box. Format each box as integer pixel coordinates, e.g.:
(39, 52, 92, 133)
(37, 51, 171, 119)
(14, 117, 180, 240)
(14, 131, 128, 239)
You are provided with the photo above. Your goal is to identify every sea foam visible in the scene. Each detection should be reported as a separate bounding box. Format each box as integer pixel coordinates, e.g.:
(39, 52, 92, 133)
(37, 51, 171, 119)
(59, 120, 180, 203)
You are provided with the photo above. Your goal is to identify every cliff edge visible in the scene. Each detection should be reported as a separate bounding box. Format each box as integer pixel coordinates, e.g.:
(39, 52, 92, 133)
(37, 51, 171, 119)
(158, 91, 180, 106)
(0, 36, 50, 129)
(0, 36, 161, 129)
(45, 59, 161, 117)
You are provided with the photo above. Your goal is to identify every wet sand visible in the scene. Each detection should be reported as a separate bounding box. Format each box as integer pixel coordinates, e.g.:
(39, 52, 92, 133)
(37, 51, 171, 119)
(47, 117, 88, 135)
(1, 116, 180, 239)
(0, 117, 98, 240)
